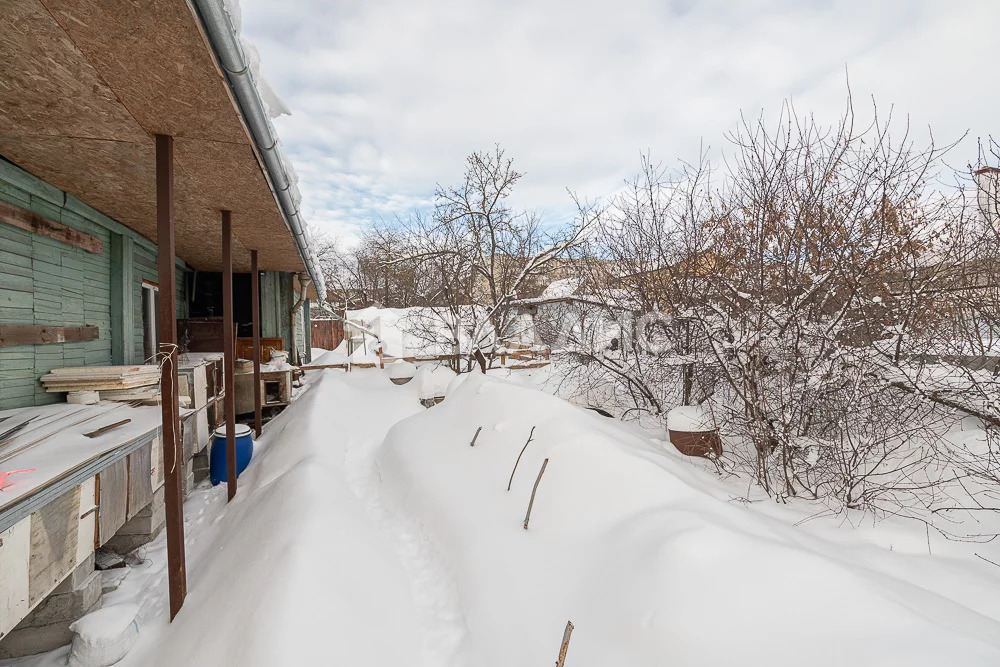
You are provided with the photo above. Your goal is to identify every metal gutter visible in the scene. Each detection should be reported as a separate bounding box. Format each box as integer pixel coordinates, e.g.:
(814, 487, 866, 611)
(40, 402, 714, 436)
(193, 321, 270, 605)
(189, 0, 327, 300)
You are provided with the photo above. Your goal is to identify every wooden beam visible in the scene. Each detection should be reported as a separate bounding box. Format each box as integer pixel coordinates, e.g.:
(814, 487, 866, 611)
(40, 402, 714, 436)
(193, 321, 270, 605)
(0, 199, 103, 254)
(109, 234, 134, 364)
(222, 210, 237, 502)
(251, 249, 262, 437)
(155, 134, 187, 621)
(0, 325, 98, 347)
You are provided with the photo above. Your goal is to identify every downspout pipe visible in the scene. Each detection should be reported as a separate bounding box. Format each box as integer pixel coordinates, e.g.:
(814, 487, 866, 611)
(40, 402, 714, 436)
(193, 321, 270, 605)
(290, 274, 311, 365)
(315, 301, 384, 351)
(190, 0, 327, 300)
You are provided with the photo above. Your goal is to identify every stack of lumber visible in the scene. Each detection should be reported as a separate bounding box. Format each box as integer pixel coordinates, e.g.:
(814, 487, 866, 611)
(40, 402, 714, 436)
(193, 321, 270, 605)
(99, 386, 160, 401)
(40, 365, 160, 394)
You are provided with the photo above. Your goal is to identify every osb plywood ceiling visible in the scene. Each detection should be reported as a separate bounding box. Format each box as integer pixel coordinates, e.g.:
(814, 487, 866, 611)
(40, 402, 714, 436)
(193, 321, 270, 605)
(0, 0, 306, 274)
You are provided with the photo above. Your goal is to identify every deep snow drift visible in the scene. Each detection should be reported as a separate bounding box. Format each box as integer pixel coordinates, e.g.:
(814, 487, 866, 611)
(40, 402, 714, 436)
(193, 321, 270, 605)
(9, 369, 1000, 666)
(375, 372, 1000, 666)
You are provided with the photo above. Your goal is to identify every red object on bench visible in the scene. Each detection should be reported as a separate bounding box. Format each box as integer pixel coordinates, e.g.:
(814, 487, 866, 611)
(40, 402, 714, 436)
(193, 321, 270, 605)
(0, 469, 36, 490)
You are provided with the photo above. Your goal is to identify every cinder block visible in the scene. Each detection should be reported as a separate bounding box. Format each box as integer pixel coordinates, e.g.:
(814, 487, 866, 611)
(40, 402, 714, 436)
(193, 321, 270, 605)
(52, 553, 96, 595)
(0, 592, 102, 659)
(180, 458, 195, 497)
(116, 500, 165, 536)
(0, 620, 74, 659)
(132, 486, 165, 520)
(102, 522, 164, 556)
(192, 450, 211, 484)
(17, 571, 101, 628)
(101, 488, 166, 555)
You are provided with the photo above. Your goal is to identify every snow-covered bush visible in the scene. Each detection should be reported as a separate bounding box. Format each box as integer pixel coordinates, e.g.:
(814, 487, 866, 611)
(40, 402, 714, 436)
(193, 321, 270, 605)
(562, 102, 1000, 514)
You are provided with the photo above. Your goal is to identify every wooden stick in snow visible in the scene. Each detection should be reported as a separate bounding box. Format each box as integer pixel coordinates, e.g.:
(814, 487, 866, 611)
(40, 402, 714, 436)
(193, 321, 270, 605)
(523, 457, 548, 530)
(507, 426, 536, 491)
(556, 620, 574, 667)
(470, 426, 482, 446)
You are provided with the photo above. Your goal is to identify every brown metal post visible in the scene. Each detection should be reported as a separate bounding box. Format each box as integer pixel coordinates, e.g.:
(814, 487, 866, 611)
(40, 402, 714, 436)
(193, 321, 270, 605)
(222, 210, 237, 501)
(251, 249, 262, 437)
(155, 134, 187, 620)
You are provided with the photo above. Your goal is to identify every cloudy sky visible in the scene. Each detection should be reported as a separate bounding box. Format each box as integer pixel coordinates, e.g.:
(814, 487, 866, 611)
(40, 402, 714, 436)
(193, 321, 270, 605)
(237, 0, 999, 244)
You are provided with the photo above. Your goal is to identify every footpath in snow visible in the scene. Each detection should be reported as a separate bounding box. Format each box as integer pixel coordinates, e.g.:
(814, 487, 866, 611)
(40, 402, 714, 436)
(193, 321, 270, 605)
(12, 368, 1000, 666)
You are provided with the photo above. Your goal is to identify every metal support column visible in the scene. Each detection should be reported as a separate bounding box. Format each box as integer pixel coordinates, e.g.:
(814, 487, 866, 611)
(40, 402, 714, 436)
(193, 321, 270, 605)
(155, 134, 187, 620)
(222, 210, 237, 501)
(251, 249, 262, 437)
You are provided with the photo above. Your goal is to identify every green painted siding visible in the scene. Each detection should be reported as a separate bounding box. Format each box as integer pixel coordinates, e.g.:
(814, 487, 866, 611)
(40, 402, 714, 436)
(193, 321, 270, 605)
(259, 271, 312, 361)
(0, 158, 188, 409)
(130, 245, 188, 363)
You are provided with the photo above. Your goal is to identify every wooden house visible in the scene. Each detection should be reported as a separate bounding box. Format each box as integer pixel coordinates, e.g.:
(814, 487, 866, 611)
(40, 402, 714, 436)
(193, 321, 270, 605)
(0, 0, 326, 655)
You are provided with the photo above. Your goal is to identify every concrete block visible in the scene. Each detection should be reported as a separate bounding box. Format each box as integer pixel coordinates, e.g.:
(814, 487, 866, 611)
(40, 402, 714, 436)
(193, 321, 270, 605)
(102, 524, 164, 556)
(192, 449, 210, 484)
(0, 620, 73, 659)
(132, 486, 165, 520)
(180, 458, 194, 497)
(17, 571, 101, 628)
(52, 553, 96, 595)
(0, 596, 102, 659)
(101, 487, 166, 555)
(116, 500, 165, 536)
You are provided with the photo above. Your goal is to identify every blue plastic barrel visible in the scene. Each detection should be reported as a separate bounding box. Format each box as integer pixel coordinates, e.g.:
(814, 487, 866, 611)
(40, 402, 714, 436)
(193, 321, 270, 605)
(210, 424, 254, 486)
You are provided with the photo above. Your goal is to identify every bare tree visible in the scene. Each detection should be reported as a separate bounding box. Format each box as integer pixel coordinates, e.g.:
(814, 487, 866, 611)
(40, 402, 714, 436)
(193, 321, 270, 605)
(393, 146, 593, 367)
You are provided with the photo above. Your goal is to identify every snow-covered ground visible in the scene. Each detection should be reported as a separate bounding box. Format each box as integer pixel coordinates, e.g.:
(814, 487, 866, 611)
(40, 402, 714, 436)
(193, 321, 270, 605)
(12, 365, 1000, 666)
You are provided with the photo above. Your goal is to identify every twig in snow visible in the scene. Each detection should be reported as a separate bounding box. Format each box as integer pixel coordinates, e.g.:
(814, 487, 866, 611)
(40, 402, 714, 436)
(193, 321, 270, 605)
(470, 426, 482, 447)
(976, 553, 1000, 569)
(507, 426, 536, 491)
(555, 620, 574, 667)
(523, 458, 548, 530)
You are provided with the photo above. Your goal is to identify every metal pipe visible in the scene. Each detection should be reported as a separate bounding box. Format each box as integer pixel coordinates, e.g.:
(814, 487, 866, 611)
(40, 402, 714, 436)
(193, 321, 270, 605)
(190, 0, 326, 300)
(290, 274, 311, 366)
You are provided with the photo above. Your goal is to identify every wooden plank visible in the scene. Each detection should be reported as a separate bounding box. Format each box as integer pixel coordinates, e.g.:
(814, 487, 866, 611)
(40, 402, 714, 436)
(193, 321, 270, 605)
(0, 325, 99, 347)
(96, 458, 127, 547)
(28, 486, 81, 606)
(126, 443, 153, 520)
(76, 477, 97, 563)
(110, 234, 135, 365)
(151, 434, 164, 491)
(83, 419, 132, 438)
(0, 199, 102, 254)
(0, 516, 31, 640)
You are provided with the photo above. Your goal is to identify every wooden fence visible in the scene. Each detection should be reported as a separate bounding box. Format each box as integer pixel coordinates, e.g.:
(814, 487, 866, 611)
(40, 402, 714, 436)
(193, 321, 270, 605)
(305, 348, 551, 372)
(311, 319, 344, 351)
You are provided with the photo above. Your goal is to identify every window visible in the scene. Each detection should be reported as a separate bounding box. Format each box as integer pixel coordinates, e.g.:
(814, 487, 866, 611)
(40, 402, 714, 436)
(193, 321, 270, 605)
(142, 281, 159, 362)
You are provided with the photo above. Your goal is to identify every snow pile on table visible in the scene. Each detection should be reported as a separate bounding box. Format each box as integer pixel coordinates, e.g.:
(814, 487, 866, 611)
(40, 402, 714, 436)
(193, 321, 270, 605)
(388, 360, 416, 380)
(412, 364, 456, 400)
(374, 373, 1000, 666)
(665, 405, 716, 432)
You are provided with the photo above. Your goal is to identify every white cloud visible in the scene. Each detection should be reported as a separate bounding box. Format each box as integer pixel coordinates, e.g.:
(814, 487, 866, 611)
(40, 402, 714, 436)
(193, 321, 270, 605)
(239, 0, 1000, 240)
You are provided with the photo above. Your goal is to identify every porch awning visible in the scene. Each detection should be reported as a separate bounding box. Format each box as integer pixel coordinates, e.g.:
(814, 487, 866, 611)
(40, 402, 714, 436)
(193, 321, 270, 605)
(0, 0, 308, 276)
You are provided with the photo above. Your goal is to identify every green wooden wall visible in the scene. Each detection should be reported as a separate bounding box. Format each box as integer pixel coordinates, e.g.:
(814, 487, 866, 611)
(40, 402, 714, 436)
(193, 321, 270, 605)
(259, 272, 312, 363)
(0, 158, 188, 410)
